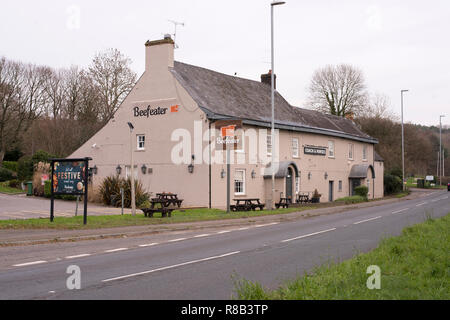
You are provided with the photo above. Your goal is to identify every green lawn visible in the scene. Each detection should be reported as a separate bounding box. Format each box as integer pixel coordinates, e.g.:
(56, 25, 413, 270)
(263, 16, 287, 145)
(0, 206, 315, 230)
(234, 213, 450, 300)
(0, 182, 25, 194)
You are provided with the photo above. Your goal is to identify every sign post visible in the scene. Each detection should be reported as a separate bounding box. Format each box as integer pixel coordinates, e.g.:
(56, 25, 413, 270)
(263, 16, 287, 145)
(50, 157, 92, 225)
(215, 120, 243, 213)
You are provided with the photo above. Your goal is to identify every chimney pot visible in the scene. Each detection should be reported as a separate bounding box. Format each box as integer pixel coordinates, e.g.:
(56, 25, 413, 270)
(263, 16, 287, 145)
(261, 70, 276, 89)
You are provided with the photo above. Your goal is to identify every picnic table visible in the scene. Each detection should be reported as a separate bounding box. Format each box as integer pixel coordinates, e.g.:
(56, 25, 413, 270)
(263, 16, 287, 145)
(141, 193, 183, 218)
(275, 197, 291, 209)
(296, 193, 310, 204)
(230, 198, 265, 212)
(156, 193, 183, 207)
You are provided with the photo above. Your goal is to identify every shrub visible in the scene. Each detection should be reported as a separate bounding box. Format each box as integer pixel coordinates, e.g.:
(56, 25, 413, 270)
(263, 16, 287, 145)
(354, 185, 368, 198)
(2, 161, 18, 173)
(8, 179, 21, 189)
(389, 167, 402, 179)
(99, 175, 150, 208)
(44, 180, 51, 198)
(0, 167, 14, 182)
(335, 195, 367, 204)
(17, 156, 33, 181)
(31, 150, 57, 165)
(384, 173, 402, 195)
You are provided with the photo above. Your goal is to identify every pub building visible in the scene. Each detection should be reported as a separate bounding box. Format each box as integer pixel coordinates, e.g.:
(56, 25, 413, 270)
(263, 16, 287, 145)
(70, 35, 384, 209)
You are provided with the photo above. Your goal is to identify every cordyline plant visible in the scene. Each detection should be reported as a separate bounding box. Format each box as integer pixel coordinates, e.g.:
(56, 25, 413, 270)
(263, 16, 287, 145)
(99, 175, 150, 208)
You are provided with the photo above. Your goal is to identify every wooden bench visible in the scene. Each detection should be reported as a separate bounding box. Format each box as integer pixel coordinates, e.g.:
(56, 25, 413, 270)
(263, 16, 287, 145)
(231, 199, 265, 212)
(141, 207, 174, 218)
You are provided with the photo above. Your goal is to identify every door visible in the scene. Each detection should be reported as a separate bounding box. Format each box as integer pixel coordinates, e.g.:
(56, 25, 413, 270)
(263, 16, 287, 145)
(329, 181, 334, 202)
(286, 167, 293, 202)
(350, 179, 361, 196)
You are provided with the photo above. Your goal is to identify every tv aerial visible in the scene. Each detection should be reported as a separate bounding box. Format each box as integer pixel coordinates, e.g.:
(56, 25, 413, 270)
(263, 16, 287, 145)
(168, 20, 185, 49)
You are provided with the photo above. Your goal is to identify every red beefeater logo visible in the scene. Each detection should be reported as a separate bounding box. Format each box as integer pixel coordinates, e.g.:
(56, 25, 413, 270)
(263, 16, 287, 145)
(221, 125, 236, 138)
(170, 105, 179, 112)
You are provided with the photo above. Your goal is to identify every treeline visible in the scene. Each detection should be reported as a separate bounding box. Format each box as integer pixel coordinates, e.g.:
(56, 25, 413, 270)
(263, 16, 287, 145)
(356, 116, 449, 177)
(0, 49, 137, 163)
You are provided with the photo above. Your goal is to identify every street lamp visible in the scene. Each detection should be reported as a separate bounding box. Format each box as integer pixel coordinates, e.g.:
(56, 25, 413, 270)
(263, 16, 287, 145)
(401, 89, 408, 191)
(270, 0, 285, 210)
(439, 115, 445, 186)
(127, 122, 136, 216)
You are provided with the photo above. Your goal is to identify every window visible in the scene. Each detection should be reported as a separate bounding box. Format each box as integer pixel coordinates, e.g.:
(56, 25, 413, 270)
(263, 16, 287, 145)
(328, 140, 335, 158)
(348, 143, 354, 160)
(292, 138, 299, 158)
(267, 134, 272, 156)
(338, 180, 342, 192)
(234, 169, 245, 195)
(137, 135, 145, 150)
(363, 145, 367, 161)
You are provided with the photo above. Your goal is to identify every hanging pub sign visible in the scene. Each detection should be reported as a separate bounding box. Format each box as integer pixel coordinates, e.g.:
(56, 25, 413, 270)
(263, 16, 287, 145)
(304, 146, 327, 156)
(50, 157, 92, 225)
(215, 120, 243, 151)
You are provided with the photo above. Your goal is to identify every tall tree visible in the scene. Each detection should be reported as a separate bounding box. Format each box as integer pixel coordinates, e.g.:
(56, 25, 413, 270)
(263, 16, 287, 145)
(308, 64, 368, 117)
(88, 48, 136, 123)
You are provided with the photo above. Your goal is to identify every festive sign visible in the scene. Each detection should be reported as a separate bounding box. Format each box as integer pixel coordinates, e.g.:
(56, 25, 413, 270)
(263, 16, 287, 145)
(52, 161, 87, 195)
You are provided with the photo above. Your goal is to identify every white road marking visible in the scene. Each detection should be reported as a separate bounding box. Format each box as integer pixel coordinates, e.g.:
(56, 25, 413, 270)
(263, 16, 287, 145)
(416, 202, 427, 207)
(139, 243, 158, 247)
(104, 248, 128, 253)
(216, 230, 233, 234)
(254, 222, 279, 228)
(281, 228, 337, 243)
(48, 291, 55, 294)
(237, 227, 249, 231)
(353, 216, 382, 225)
(102, 251, 241, 282)
(13, 260, 47, 267)
(194, 234, 211, 238)
(168, 238, 187, 242)
(65, 253, 91, 259)
(430, 199, 439, 202)
(392, 208, 409, 214)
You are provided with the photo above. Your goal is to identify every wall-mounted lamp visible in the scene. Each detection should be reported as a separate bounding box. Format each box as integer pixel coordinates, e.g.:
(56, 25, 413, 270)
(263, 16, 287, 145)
(221, 169, 226, 179)
(116, 165, 122, 175)
(251, 170, 256, 179)
(188, 163, 194, 174)
(308, 172, 312, 180)
(324, 172, 328, 180)
(92, 165, 98, 175)
(141, 164, 147, 175)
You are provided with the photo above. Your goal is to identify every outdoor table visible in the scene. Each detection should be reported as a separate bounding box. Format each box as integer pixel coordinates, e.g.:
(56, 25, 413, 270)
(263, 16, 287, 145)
(156, 193, 183, 207)
(275, 197, 291, 209)
(297, 194, 310, 204)
(141, 199, 173, 218)
(230, 198, 265, 212)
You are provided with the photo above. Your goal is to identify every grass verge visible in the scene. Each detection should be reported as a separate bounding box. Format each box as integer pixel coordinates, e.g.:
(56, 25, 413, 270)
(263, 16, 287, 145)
(234, 213, 450, 300)
(0, 182, 25, 194)
(0, 206, 315, 230)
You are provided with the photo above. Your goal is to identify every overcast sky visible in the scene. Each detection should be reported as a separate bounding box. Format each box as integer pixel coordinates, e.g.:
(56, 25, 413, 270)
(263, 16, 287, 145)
(1, 0, 448, 126)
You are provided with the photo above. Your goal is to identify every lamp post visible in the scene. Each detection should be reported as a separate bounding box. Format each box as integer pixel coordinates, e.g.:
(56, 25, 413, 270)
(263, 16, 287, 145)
(401, 89, 408, 191)
(127, 122, 136, 216)
(270, 0, 285, 210)
(439, 115, 445, 186)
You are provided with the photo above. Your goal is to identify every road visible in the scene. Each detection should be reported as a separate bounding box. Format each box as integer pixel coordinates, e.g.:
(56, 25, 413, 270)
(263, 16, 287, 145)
(0, 190, 448, 300)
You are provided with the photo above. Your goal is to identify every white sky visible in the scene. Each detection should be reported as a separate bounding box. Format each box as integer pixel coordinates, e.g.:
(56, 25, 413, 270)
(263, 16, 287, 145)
(1, 0, 448, 126)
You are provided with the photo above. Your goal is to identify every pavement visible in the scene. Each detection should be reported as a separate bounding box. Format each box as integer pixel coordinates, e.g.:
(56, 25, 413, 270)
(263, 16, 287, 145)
(0, 188, 448, 299)
(0, 188, 434, 246)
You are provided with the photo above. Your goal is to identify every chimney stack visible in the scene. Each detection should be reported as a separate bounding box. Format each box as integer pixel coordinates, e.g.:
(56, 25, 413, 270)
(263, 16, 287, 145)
(145, 35, 175, 73)
(261, 70, 276, 89)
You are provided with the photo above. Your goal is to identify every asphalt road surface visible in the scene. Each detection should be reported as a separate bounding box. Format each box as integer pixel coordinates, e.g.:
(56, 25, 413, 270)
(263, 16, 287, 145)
(0, 190, 448, 300)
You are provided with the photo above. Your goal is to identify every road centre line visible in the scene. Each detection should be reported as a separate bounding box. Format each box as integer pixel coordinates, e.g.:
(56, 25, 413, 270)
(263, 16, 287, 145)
(216, 230, 233, 234)
(102, 251, 241, 282)
(13, 260, 47, 267)
(65, 253, 91, 259)
(416, 202, 427, 207)
(353, 216, 382, 225)
(168, 238, 187, 242)
(104, 248, 128, 253)
(138, 243, 159, 247)
(392, 208, 409, 214)
(194, 234, 211, 238)
(281, 228, 337, 243)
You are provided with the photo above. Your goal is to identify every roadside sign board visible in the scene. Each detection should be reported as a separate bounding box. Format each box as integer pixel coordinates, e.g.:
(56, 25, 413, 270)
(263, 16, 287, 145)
(50, 157, 91, 224)
(425, 176, 434, 181)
